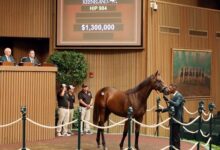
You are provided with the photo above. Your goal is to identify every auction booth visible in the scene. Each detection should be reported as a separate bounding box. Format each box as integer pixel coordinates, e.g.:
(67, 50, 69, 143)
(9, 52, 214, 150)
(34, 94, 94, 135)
(0, 65, 57, 144)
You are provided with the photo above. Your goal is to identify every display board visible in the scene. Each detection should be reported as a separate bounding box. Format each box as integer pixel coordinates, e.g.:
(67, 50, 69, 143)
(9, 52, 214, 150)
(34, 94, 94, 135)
(56, 0, 143, 47)
(172, 49, 211, 98)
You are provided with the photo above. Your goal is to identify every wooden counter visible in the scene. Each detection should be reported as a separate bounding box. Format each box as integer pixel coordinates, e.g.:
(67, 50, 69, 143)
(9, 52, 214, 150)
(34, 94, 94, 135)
(0, 66, 57, 144)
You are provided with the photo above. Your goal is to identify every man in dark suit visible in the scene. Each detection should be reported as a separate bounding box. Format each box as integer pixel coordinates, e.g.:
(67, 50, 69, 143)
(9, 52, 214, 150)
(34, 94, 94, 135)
(156, 84, 184, 150)
(21, 49, 40, 66)
(0, 47, 16, 63)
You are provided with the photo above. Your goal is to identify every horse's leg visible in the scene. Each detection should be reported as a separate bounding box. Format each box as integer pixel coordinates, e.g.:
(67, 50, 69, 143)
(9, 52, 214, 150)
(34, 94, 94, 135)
(135, 116, 143, 150)
(100, 128, 106, 150)
(99, 109, 110, 150)
(119, 120, 128, 150)
(96, 122, 101, 148)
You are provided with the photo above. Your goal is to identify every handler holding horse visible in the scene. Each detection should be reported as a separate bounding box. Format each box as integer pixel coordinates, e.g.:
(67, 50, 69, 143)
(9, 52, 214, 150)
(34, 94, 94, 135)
(93, 71, 170, 150)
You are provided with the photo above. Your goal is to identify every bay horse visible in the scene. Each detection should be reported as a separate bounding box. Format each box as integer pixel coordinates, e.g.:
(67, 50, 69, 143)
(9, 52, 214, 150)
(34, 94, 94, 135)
(93, 71, 169, 150)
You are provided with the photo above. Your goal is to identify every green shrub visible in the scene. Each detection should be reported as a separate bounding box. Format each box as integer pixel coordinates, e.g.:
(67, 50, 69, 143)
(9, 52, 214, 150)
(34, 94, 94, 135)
(48, 51, 88, 85)
(72, 107, 80, 129)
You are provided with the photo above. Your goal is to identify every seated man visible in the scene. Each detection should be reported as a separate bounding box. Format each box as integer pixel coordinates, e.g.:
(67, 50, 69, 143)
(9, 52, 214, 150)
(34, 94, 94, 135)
(21, 49, 40, 66)
(0, 47, 16, 63)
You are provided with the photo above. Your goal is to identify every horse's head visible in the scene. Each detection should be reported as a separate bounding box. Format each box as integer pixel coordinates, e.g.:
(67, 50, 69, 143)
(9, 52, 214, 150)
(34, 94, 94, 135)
(151, 71, 170, 95)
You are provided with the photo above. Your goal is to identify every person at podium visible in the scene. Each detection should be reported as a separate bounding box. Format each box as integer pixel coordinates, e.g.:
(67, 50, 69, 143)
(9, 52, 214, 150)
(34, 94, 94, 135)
(0, 47, 16, 63)
(21, 49, 40, 66)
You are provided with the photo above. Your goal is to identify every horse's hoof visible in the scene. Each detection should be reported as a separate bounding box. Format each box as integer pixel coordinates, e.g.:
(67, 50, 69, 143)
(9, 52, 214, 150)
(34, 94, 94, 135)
(97, 145, 101, 148)
(119, 144, 123, 150)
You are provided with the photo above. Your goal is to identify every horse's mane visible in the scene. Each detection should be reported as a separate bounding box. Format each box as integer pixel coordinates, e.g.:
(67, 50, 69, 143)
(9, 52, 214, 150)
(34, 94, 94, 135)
(125, 75, 153, 94)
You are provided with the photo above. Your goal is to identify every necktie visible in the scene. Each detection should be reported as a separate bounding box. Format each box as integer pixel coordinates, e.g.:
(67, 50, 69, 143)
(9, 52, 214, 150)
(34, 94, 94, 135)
(7, 56, 11, 62)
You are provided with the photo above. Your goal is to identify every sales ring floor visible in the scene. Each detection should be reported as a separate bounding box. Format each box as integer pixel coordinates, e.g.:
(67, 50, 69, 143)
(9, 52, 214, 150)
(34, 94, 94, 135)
(0, 133, 206, 150)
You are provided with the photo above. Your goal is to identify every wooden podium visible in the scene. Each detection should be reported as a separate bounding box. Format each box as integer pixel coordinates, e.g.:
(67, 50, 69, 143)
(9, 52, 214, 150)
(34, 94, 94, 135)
(0, 66, 57, 144)
(0, 61, 15, 66)
(18, 62, 34, 66)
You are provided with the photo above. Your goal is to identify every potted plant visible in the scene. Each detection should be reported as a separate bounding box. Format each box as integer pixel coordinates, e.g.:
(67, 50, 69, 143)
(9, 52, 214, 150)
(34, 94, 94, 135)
(47, 51, 88, 86)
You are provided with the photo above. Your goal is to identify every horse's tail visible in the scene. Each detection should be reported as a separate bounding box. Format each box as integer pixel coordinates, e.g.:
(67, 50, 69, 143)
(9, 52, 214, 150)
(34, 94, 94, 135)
(93, 87, 107, 125)
(93, 99, 99, 125)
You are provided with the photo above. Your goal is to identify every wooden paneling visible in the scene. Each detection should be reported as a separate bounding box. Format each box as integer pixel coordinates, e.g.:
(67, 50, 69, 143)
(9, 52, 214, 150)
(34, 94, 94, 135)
(78, 49, 146, 133)
(0, 0, 53, 57)
(0, 0, 220, 140)
(0, 0, 148, 140)
(147, 1, 220, 136)
(159, 0, 198, 6)
(0, 0, 53, 38)
(211, 11, 220, 110)
(0, 66, 57, 144)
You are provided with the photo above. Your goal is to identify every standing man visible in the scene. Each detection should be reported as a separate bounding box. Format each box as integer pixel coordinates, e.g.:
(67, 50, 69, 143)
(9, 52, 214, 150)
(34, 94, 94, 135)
(0, 47, 16, 63)
(78, 84, 93, 134)
(67, 85, 75, 135)
(21, 49, 40, 66)
(56, 84, 71, 136)
(156, 84, 184, 150)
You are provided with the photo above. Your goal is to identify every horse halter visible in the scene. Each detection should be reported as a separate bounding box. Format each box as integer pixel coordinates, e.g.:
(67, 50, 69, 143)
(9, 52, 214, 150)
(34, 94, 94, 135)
(161, 87, 170, 95)
(154, 80, 169, 95)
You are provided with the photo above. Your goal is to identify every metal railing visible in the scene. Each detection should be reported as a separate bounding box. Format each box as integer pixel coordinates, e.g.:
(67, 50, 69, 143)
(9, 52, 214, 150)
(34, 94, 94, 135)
(0, 100, 216, 150)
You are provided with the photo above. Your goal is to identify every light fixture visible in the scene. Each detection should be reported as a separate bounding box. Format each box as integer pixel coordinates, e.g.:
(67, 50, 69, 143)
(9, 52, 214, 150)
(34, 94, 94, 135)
(150, 0, 158, 11)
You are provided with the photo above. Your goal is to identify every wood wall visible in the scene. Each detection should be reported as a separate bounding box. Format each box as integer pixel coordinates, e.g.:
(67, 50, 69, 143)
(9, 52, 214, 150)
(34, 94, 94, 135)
(0, 0, 54, 62)
(0, 67, 57, 144)
(160, 0, 198, 6)
(81, 49, 147, 133)
(0, 0, 53, 38)
(147, 1, 220, 136)
(0, 0, 220, 139)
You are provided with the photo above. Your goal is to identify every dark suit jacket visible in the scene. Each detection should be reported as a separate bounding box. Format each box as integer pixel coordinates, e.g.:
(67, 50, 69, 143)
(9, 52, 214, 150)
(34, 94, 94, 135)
(21, 57, 40, 66)
(162, 91, 184, 122)
(0, 55, 16, 63)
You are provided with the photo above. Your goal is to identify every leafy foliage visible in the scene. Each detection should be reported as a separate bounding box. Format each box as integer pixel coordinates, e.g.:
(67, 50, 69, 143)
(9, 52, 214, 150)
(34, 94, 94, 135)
(72, 107, 79, 129)
(48, 51, 88, 85)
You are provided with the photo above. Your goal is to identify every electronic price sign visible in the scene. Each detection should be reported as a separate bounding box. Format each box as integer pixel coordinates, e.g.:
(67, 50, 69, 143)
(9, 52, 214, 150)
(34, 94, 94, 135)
(57, 0, 143, 47)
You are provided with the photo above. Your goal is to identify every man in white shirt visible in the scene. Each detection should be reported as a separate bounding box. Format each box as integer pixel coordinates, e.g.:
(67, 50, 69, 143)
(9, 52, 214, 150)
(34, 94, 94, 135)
(0, 47, 16, 63)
